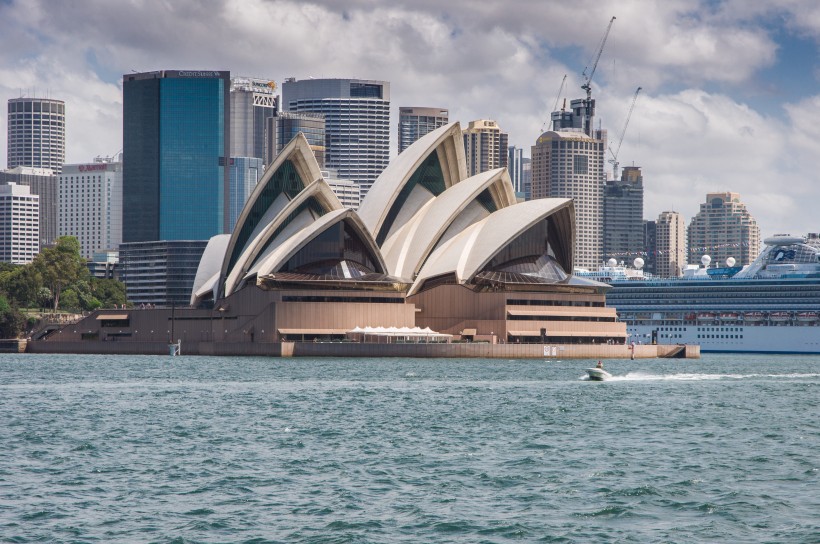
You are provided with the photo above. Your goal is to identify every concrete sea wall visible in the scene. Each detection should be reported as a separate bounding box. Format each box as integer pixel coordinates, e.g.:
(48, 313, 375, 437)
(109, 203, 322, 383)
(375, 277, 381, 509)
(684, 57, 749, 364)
(26, 340, 699, 359)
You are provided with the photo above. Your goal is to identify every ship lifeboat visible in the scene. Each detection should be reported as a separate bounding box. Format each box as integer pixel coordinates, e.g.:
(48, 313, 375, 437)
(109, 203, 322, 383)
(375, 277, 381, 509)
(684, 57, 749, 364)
(697, 312, 716, 321)
(770, 311, 791, 322)
(719, 312, 739, 321)
(743, 311, 764, 322)
(797, 311, 819, 322)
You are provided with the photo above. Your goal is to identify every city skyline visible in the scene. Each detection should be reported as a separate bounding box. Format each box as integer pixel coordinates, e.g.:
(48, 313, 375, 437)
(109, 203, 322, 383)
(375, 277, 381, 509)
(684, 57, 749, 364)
(1, 0, 819, 239)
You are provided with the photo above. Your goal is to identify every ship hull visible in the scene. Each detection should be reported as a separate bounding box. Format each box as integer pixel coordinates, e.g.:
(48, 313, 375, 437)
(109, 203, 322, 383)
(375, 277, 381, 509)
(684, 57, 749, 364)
(626, 323, 820, 354)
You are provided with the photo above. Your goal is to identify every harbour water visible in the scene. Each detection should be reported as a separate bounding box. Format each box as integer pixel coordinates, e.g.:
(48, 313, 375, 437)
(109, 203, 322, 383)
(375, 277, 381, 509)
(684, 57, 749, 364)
(1, 354, 818, 542)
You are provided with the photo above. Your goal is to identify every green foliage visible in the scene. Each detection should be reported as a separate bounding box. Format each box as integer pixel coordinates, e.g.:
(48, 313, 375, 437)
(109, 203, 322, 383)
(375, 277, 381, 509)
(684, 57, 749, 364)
(60, 289, 80, 312)
(0, 265, 41, 307)
(89, 277, 127, 308)
(0, 293, 25, 338)
(0, 236, 130, 329)
(31, 236, 89, 311)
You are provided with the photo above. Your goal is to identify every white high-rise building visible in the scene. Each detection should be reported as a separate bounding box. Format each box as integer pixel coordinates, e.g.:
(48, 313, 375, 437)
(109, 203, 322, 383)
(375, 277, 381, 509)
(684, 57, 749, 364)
(507, 145, 524, 193)
(7, 97, 66, 173)
(282, 78, 390, 197)
(0, 183, 39, 264)
(58, 156, 123, 259)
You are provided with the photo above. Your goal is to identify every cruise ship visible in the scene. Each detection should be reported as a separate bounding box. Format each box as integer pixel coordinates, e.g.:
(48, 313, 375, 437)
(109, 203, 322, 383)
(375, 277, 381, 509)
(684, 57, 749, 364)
(580, 234, 820, 353)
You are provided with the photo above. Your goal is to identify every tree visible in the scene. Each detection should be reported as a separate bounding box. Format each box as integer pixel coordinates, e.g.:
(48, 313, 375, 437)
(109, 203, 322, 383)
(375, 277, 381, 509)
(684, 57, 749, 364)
(89, 277, 127, 308)
(0, 294, 25, 338)
(0, 265, 40, 308)
(31, 237, 88, 311)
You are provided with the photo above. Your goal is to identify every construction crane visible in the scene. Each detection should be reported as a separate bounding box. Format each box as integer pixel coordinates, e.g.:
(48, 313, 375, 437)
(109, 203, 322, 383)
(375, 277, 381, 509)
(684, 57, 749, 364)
(608, 86, 642, 180)
(580, 15, 616, 135)
(581, 16, 616, 100)
(540, 74, 567, 134)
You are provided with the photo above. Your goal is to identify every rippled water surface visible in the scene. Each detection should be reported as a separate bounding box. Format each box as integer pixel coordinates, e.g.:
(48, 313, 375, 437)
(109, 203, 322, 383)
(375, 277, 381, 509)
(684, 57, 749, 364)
(1, 353, 818, 542)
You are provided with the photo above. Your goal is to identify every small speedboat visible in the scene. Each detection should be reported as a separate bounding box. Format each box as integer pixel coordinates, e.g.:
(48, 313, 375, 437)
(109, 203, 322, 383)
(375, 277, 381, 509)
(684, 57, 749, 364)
(586, 367, 612, 381)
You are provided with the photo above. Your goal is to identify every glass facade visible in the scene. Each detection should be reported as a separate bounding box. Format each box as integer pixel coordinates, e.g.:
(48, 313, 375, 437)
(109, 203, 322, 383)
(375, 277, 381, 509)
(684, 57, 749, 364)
(119, 240, 209, 305)
(228, 156, 263, 229)
(281, 220, 380, 277)
(275, 112, 326, 167)
(122, 71, 229, 243)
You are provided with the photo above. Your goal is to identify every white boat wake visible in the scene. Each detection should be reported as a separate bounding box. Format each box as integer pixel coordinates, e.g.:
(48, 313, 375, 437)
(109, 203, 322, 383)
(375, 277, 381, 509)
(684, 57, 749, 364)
(606, 372, 820, 382)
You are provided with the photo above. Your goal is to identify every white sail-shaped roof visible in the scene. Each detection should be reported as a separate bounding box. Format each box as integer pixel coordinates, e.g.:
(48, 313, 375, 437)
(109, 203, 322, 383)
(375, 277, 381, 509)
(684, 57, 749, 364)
(408, 199, 575, 296)
(381, 167, 517, 280)
(358, 122, 467, 247)
(189, 234, 231, 305)
(220, 133, 324, 293)
(223, 180, 342, 296)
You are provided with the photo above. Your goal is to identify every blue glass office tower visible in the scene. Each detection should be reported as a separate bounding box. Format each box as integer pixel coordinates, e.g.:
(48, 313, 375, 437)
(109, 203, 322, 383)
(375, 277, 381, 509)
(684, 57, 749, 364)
(122, 70, 230, 242)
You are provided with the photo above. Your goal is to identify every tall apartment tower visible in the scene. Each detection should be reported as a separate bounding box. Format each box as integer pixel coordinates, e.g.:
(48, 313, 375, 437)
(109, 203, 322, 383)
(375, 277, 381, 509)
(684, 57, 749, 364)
(229, 77, 278, 164)
(122, 70, 230, 242)
(0, 183, 39, 264)
(0, 166, 57, 247)
(687, 191, 760, 267)
(463, 120, 509, 177)
(656, 211, 686, 277)
(58, 156, 123, 259)
(7, 97, 66, 173)
(507, 146, 524, 194)
(398, 107, 448, 154)
(531, 126, 606, 270)
(281, 78, 390, 197)
(603, 165, 644, 263)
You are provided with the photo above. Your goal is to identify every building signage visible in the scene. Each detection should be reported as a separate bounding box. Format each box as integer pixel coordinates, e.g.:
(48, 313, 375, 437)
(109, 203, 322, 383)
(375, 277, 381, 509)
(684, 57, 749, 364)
(177, 70, 222, 78)
(79, 163, 108, 172)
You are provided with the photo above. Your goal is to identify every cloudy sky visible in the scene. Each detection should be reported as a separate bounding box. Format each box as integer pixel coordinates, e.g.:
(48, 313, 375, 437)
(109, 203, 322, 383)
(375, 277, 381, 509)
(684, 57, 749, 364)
(1, 0, 819, 239)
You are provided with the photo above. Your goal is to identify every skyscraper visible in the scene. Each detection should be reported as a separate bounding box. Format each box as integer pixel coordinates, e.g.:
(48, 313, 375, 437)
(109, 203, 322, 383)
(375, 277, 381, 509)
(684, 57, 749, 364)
(398, 107, 448, 154)
(272, 112, 326, 167)
(281, 78, 390, 197)
(521, 158, 532, 201)
(656, 211, 686, 277)
(229, 77, 278, 164)
(228, 156, 263, 228)
(122, 70, 230, 242)
(507, 146, 524, 194)
(7, 97, 65, 173)
(603, 165, 644, 263)
(463, 120, 509, 177)
(58, 156, 123, 259)
(687, 191, 760, 267)
(531, 128, 605, 270)
(0, 183, 39, 264)
(0, 166, 57, 247)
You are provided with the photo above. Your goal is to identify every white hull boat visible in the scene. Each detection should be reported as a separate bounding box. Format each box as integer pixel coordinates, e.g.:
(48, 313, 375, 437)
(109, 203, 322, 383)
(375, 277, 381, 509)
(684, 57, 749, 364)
(586, 368, 612, 381)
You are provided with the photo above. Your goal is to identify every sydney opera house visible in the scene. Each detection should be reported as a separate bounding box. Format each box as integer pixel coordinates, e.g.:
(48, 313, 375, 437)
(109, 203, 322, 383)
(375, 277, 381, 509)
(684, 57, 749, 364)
(33, 123, 628, 352)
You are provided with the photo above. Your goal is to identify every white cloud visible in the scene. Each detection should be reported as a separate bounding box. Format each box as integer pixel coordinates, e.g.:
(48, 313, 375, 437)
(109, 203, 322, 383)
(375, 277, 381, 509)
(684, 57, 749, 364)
(1, 0, 819, 239)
